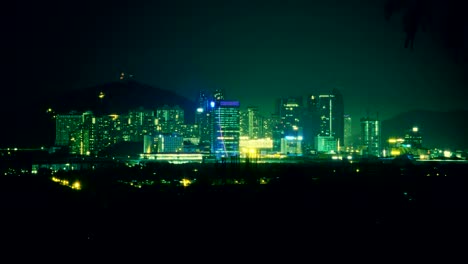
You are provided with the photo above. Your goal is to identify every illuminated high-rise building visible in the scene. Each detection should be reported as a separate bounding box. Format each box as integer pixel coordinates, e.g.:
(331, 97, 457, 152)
(239, 109, 249, 137)
(310, 89, 344, 152)
(158, 134, 184, 153)
(261, 115, 274, 139)
(179, 124, 199, 138)
(270, 113, 283, 152)
(332, 89, 344, 148)
(211, 100, 240, 158)
(275, 97, 303, 153)
(157, 105, 184, 134)
(62, 111, 142, 156)
(277, 97, 302, 131)
(144, 133, 184, 153)
(242, 106, 263, 139)
(360, 117, 381, 157)
(55, 113, 82, 146)
(70, 129, 89, 155)
(127, 108, 158, 141)
(280, 126, 303, 156)
(302, 95, 321, 150)
(195, 91, 214, 149)
(315, 135, 337, 153)
(143, 135, 157, 154)
(404, 126, 423, 149)
(344, 115, 352, 148)
(317, 95, 334, 137)
(67, 111, 94, 155)
(91, 113, 125, 153)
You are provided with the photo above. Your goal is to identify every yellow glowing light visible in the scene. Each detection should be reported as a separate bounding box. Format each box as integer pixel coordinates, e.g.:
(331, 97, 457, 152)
(412, 127, 418, 133)
(419, 154, 429, 160)
(99, 91, 105, 99)
(443, 150, 452, 158)
(356, 168, 360, 173)
(72, 181, 81, 190)
(181, 178, 191, 187)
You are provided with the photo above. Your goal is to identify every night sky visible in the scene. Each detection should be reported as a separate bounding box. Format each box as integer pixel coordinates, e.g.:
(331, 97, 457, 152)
(12, 0, 468, 124)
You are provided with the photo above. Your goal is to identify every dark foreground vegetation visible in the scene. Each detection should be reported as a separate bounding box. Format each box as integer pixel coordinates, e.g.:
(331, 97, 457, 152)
(2, 160, 468, 257)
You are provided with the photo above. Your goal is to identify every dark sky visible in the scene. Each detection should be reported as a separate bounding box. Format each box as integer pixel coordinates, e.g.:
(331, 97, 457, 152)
(12, 0, 468, 125)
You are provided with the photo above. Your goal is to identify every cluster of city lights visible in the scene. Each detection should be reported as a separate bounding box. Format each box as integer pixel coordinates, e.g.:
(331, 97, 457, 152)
(51, 177, 81, 190)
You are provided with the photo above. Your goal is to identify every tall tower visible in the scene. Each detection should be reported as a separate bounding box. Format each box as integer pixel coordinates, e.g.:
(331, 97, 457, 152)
(303, 95, 320, 149)
(314, 94, 337, 152)
(332, 89, 344, 148)
(360, 117, 381, 157)
(195, 91, 213, 148)
(311, 89, 344, 152)
(344, 114, 352, 149)
(239, 109, 249, 137)
(247, 106, 263, 139)
(317, 94, 334, 137)
(274, 97, 303, 153)
(277, 97, 302, 131)
(211, 100, 240, 158)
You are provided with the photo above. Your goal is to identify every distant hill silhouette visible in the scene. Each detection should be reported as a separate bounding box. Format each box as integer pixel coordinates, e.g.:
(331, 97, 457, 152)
(382, 109, 468, 150)
(1, 80, 196, 148)
(46, 80, 196, 121)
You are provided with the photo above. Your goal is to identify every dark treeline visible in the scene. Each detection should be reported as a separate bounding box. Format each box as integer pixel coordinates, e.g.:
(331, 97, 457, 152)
(2, 160, 468, 252)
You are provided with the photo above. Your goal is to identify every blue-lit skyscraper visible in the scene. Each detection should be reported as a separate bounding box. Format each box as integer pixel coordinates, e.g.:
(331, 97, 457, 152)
(211, 100, 240, 158)
(195, 91, 214, 151)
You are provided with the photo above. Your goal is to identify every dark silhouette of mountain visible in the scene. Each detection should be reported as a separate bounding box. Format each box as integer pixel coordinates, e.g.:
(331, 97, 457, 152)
(46, 80, 196, 120)
(382, 109, 468, 150)
(0, 80, 196, 148)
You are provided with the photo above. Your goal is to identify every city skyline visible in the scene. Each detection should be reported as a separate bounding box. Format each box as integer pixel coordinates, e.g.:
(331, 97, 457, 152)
(7, 0, 468, 151)
(11, 0, 468, 122)
(6, 0, 468, 248)
(48, 86, 466, 161)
